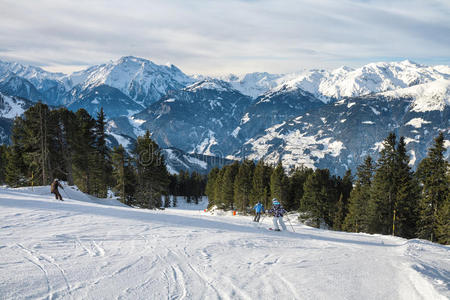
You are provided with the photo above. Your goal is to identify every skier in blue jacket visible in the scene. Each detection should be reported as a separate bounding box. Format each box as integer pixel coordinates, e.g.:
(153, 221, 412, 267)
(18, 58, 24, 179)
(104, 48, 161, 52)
(268, 198, 287, 231)
(253, 201, 265, 222)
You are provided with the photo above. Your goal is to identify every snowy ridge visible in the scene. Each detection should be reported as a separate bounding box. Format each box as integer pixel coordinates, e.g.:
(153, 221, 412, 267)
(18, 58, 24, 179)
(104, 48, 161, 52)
(184, 79, 235, 93)
(219, 72, 285, 98)
(381, 79, 450, 112)
(0, 187, 449, 299)
(262, 60, 450, 103)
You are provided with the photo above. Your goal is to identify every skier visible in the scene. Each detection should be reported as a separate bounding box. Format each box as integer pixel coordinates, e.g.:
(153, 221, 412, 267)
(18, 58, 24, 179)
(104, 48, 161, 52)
(51, 179, 64, 201)
(253, 201, 265, 222)
(268, 198, 287, 231)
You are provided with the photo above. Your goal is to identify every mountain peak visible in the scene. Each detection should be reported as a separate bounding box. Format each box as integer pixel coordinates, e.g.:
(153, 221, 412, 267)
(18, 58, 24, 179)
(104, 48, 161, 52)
(184, 79, 234, 93)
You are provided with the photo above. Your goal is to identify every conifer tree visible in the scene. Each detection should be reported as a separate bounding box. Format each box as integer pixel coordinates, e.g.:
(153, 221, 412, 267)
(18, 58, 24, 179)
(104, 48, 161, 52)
(221, 162, 239, 209)
(393, 137, 419, 238)
(112, 145, 136, 205)
(212, 168, 225, 208)
(233, 160, 254, 212)
(21, 103, 55, 185)
(300, 169, 334, 227)
(368, 133, 398, 234)
(333, 193, 346, 230)
(72, 109, 96, 194)
(270, 162, 288, 207)
(416, 132, 449, 242)
(343, 156, 375, 232)
(287, 166, 313, 211)
(205, 167, 219, 206)
(251, 160, 272, 208)
(5, 118, 27, 187)
(52, 108, 78, 185)
(133, 131, 169, 209)
(0, 144, 7, 184)
(92, 108, 111, 197)
(435, 191, 450, 244)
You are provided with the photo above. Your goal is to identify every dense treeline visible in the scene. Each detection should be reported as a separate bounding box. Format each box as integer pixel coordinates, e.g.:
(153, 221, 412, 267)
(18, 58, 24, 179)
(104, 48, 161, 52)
(206, 132, 449, 244)
(0, 103, 207, 208)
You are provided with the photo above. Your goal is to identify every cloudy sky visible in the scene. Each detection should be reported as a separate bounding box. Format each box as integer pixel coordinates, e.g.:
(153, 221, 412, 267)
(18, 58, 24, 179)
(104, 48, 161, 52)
(0, 0, 449, 75)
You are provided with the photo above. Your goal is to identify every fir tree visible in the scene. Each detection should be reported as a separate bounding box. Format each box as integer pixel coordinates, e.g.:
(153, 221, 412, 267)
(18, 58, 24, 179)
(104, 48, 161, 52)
(72, 109, 96, 194)
(21, 103, 56, 185)
(233, 160, 254, 212)
(5, 118, 27, 187)
(0, 144, 7, 184)
(435, 191, 450, 244)
(300, 169, 334, 227)
(333, 193, 346, 230)
(205, 167, 219, 206)
(270, 162, 288, 207)
(393, 137, 419, 238)
(416, 132, 449, 242)
(112, 145, 136, 205)
(368, 133, 398, 235)
(343, 156, 375, 232)
(287, 166, 313, 211)
(251, 160, 272, 209)
(221, 162, 239, 209)
(92, 108, 111, 197)
(133, 131, 169, 209)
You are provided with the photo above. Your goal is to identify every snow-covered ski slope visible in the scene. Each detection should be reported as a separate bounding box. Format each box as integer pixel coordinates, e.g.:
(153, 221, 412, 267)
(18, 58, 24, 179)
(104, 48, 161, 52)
(0, 187, 448, 300)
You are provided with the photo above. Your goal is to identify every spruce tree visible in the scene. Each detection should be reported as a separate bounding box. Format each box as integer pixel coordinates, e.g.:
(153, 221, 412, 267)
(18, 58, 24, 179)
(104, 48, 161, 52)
(133, 131, 169, 209)
(221, 162, 239, 209)
(72, 109, 96, 194)
(287, 166, 313, 211)
(435, 191, 450, 244)
(205, 167, 219, 207)
(233, 160, 254, 212)
(270, 162, 288, 207)
(393, 137, 419, 238)
(92, 108, 111, 198)
(416, 132, 449, 242)
(5, 118, 28, 187)
(112, 145, 136, 205)
(368, 133, 398, 235)
(0, 144, 7, 184)
(21, 103, 56, 185)
(343, 156, 375, 232)
(251, 160, 272, 209)
(300, 169, 334, 227)
(333, 193, 346, 230)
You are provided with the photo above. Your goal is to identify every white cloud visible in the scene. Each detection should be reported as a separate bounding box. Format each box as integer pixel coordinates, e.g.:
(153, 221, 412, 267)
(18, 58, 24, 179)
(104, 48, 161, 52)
(0, 0, 449, 75)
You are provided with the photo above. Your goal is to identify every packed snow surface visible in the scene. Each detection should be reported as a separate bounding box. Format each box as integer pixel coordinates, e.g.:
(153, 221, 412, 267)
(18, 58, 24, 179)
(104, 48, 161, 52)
(0, 187, 449, 299)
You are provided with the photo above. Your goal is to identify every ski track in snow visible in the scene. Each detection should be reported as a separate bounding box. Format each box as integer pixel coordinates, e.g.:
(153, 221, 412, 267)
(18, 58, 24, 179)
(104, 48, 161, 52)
(0, 186, 449, 300)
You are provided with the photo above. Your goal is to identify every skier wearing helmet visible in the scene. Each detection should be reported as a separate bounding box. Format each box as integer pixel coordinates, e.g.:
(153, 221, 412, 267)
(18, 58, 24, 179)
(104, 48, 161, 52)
(268, 198, 287, 231)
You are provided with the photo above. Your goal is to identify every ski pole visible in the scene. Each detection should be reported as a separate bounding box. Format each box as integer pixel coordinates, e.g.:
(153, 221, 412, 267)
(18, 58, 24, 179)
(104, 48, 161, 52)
(286, 216, 295, 232)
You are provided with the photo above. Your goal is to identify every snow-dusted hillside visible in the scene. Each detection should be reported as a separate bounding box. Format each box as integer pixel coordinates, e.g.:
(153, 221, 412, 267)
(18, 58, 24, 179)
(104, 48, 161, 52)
(0, 187, 449, 299)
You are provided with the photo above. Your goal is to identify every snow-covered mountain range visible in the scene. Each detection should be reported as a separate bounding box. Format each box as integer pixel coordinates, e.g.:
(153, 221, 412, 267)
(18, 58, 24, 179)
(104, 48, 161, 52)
(0, 57, 449, 174)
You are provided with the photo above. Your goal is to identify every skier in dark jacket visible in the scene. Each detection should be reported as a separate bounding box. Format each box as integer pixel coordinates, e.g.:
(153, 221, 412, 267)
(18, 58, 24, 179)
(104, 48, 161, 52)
(268, 198, 287, 231)
(51, 179, 64, 201)
(253, 201, 265, 222)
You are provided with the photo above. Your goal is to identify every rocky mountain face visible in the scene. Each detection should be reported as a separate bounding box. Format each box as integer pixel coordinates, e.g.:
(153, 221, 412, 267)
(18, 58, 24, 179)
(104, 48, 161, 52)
(133, 79, 253, 155)
(238, 80, 450, 174)
(66, 84, 145, 118)
(0, 92, 34, 144)
(0, 57, 449, 175)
